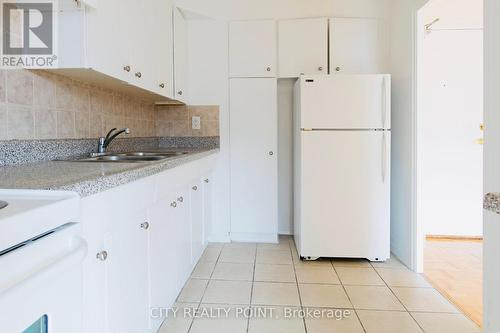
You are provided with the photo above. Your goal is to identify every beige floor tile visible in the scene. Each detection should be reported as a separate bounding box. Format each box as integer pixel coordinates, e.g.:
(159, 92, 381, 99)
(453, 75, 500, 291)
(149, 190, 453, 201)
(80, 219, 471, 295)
(177, 279, 208, 303)
(411, 312, 481, 333)
(224, 242, 257, 249)
(207, 242, 225, 248)
(248, 306, 306, 333)
(336, 267, 385, 286)
(371, 255, 407, 269)
(296, 265, 340, 284)
(299, 284, 352, 308)
(345, 286, 405, 311)
(157, 303, 198, 333)
(356, 310, 423, 333)
(199, 247, 222, 263)
(376, 268, 431, 288)
(257, 240, 291, 251)
(392, 287, 460, 313)
(219, 247, 256, 264)
(294, 258, 333, 268)
(254, 264, 296, 283)
(190, 304, 248, 333)
(202, 280, 252, 304)
(211, 262, 254, 281)
(332, 258, 372, 268)
(304, 308, 364, 333)
(191, 261, 216, 279)
(252, 282, 301, 306)
(256, 249, 293, 265)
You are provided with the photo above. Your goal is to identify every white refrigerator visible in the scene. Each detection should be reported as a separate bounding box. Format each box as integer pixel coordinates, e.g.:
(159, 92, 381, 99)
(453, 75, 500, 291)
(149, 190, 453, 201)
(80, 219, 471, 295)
(293, 74, 391, 261)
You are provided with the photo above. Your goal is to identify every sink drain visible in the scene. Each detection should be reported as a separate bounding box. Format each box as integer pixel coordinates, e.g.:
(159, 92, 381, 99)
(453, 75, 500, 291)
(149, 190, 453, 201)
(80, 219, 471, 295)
(0, 201, 8, 209)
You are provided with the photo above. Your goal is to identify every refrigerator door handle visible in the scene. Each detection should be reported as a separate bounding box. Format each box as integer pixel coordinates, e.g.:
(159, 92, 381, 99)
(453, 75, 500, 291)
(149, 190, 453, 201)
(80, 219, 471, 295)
(382, 132, 387, 183)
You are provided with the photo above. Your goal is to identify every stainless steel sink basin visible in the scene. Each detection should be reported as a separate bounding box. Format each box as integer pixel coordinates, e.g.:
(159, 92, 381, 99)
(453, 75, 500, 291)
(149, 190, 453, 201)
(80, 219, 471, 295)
(69, 151, 190, 163)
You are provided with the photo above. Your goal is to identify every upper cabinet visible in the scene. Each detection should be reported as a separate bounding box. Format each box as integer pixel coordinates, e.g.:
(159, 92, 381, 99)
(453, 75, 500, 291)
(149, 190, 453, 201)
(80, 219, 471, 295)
(278, 18, 328, 78)
(329, 18, 387, 74)
(174, 8, 188, 102)
(229, 20, 277, 78)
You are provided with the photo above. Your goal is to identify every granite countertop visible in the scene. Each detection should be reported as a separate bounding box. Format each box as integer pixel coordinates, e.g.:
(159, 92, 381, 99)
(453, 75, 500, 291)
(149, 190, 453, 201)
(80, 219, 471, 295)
(484, 192, 500, 214)
(0, 148, 218, 197)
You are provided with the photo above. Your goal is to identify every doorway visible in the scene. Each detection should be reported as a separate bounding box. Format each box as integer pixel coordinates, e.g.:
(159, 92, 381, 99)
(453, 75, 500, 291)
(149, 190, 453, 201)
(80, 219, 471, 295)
(415, 0, 484, 327)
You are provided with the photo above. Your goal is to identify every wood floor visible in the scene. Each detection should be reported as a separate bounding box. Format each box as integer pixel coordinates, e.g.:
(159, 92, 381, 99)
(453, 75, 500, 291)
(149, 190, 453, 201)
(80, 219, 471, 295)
(423, 238, 483, 327)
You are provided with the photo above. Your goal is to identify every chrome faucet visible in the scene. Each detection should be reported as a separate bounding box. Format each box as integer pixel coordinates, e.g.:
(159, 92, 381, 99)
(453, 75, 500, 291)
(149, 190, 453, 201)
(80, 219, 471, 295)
(98, 128, 130, 153)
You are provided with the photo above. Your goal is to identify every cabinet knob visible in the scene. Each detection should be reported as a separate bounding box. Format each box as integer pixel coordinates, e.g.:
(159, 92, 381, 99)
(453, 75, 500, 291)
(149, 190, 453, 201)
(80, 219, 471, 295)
(318, 66, 323, 71)
(171, 201, 177, 208)
(269, 151, 274, 156)
(96, 251, 108, 261)
(266, 67, 271, 72)
(159, 83, 165, 89)
(177, 196, 184, 203)
(140, 222, 150, 230)
(135, 72, 142, 78)
(123, 65, 131, 72)
(177, 90, 183, 96)
(335, 67, 341, 72)
(204, 179, 209, 183)
(192, 185, 198, 191)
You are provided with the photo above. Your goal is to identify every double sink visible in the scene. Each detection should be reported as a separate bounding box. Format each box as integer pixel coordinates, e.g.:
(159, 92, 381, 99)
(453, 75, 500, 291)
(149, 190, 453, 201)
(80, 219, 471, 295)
(75, 151, 190, 163)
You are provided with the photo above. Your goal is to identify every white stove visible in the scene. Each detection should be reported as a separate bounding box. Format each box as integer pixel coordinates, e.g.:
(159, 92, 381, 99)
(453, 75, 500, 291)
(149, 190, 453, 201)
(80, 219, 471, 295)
(0, 190, 86, 333)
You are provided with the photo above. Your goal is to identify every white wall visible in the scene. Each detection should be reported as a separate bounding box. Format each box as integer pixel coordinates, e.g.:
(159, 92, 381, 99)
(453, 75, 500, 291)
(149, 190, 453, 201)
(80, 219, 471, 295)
(181, 0, 390, 241)
(419, 0, 483, 237)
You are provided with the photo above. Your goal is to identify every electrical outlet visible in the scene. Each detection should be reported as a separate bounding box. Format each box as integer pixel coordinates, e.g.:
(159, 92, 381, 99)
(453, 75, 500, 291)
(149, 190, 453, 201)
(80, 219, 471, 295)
(192, 116, 201, 130)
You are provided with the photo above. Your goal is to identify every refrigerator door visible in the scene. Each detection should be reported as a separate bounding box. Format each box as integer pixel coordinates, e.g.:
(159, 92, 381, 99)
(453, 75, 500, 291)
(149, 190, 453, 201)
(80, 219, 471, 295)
(298, 130, 390, 259)
(299, 74, 391, 130)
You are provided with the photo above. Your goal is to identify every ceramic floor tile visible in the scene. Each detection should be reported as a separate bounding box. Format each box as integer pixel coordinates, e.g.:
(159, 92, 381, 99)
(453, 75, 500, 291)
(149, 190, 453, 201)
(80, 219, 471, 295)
(252, 282, 301, 306)
(294, 258, 333, 268)
(377, 268, 431, 288)
(371, 255, 407, 269)
(304, 308, 364, 333)
(157, 303, 198, 333)
(299, 284, 352, 308)
(254, 264, 296, 283)
(296, 265, 340, 284)
(224, 242, 257, 249)
(356, 310, 423, 333)
(177, 279, 208, 303)
(332, 258, 373, 268)
(202, 280, 252, 304)
(199, 247, 222, 263)
(392, 287, 460, 313)
(411, 312, 481, 333)
(256, 249, 293, 265)
(344, 286, 405, 311)
(335, 267, 385, 286)
(257, 241, 291, 251)
(219, 247, 256, 264)
(191, 261, 216, 279)
(211, 262, 254, 281)
(189, 304, 248, 333)
(248, 306, 306, 333)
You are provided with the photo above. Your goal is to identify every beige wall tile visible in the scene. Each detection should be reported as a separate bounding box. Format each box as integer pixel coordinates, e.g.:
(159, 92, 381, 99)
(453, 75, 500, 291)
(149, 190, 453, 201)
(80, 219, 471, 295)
(35, 109, 57, 139)
(55, 77, 75, 110)
(7, 70, 33, 105)
(7, 105, 34, 139)
(0, 104, 7, 139)
(156, 104, 220, 137)
(0, 70, 6, 103)
(89, 113, 104, 138)
(33, 71, 55, 108)
(57, 111, 75, 138)
(75, 112, 90, 138)
(73, 84, 90, 113)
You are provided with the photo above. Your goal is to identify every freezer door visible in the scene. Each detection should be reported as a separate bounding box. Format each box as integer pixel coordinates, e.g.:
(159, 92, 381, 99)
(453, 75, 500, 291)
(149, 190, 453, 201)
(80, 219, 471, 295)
(300, 74, 391, 130)
(299, 130, 391, 259)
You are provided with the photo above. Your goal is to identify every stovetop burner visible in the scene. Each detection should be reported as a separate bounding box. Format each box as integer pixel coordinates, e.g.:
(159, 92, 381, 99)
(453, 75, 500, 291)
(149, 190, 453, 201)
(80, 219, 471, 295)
(0, 201, 8, 209)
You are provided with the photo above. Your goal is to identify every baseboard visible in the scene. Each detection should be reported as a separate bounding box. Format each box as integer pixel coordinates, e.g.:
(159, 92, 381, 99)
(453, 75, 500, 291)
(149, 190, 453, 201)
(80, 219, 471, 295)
(426, 235, 483, 241)
(230, 232, 278, 244)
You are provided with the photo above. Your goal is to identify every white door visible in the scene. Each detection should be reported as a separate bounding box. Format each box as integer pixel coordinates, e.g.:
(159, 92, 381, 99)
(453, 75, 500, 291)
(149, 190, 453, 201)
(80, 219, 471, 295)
(299, 130, 390, 260)
(148, 198, 178, 331)
(484, 0, 500, 330)
(299, 75, 391, 129)
(202, 175, 213, 245)
(174, 188, 192, 285)
(153, 0, 174, 97)
(229, 20, 277, 78)
(278, 18, 328, 78)
(190, 179, 204, 263)
(230, 78, 278, 241)
(330, 18, 386, 74)
(174, 7, 188, 101)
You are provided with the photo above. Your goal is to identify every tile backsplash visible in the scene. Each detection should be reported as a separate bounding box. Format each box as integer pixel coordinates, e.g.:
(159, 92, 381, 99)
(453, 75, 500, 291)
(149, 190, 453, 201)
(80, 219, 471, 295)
(156, 105, 219, 137)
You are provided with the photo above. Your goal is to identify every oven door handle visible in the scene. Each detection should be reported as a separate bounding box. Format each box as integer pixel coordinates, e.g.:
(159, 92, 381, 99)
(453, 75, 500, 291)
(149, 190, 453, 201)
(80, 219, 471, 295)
(0, 237, 88, 297)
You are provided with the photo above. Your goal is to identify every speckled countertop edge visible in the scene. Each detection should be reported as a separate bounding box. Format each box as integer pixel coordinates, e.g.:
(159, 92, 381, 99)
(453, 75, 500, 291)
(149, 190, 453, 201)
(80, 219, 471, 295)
(484, 193, 500, 214)
(0, 149, 218, 197)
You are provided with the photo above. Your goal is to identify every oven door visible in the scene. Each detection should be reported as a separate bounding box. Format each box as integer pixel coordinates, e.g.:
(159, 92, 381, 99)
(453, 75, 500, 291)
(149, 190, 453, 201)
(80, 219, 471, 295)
(0, 223, 87, 333)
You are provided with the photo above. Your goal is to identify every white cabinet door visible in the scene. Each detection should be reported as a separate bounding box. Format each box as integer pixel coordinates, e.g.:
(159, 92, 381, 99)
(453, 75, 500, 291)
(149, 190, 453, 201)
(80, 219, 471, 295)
(229, 20, 277, 78)
(174, 187, 192, 286)
(202, 175, 213, 246)
(105, 209, 149, 333)
(230, 78, 278, 241)
(190, 179, 204, 264)
(330, 18, 386, 74)
(148, 198, 179, 331)
(153, 0, 174, 97)
(278, 18, 328, 78)
(174, 7, 188, 101)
